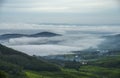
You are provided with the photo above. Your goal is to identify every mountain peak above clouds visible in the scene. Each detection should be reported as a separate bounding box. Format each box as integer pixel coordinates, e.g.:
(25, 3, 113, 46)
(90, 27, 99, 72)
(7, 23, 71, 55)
(30, 31, 61, 37)
(0, 31, 61, 40)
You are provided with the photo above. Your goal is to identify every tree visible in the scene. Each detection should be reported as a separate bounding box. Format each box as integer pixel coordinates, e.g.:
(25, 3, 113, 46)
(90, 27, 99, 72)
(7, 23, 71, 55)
(0, 71, 8, 78)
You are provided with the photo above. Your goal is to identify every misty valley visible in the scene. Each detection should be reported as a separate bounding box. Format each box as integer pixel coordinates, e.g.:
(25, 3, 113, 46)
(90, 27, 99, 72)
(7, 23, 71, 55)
(0, 0, 120, 78)
(0, 24, 120, 78)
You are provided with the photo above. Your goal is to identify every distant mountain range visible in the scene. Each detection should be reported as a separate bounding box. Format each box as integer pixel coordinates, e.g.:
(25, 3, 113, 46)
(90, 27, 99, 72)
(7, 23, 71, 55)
(103, 34, 120, 38)
(0, 32, 61, 40)
(29, 32, 61, 37)
(98, 34, 120, 51)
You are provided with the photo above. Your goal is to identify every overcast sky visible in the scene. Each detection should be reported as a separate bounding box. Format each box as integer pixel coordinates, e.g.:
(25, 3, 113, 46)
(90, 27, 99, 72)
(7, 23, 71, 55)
(0, 0, 120, 24)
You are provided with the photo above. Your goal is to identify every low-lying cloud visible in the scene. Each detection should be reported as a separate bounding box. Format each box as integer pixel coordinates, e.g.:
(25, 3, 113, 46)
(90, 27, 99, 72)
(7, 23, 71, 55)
(0, 23, 120, 34)
(4, 34, 105, 56)
(1, 23, 120, 56)
(8, 45, 81, 56)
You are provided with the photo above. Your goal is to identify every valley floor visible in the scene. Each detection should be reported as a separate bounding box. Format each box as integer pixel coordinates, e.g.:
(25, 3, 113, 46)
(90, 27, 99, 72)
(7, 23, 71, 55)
(26, 66, 120, 78)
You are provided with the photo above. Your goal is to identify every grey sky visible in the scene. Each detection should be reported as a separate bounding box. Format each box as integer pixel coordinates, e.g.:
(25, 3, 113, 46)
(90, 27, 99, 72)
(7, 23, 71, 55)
(0, 0, 120, 24)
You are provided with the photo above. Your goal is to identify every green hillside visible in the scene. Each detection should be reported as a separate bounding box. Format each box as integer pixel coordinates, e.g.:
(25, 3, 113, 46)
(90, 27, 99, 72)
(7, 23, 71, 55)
(0, 44, 120, 78)
(0, 44, 60, 78)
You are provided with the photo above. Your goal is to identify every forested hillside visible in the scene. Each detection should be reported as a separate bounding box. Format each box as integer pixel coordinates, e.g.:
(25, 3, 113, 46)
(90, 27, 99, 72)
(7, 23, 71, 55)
(0, 44, 120, 78)
(0, 44, 60, 78)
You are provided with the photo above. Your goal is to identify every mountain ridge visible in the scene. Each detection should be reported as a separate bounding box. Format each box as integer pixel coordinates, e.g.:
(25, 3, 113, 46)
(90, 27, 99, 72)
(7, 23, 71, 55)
(0, 31, 61, 40)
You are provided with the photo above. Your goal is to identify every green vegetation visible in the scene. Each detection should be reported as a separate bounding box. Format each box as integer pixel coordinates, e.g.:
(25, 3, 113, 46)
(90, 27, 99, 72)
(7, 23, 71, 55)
(26, 71, 43, 78)
(0, 44, 120, 78)
(25, 66, 120, 78)
(90, 56, 120, 68)
(0, 44, 60, 78)
(79, 66, 120, 78)
(0, 70, 8, 78)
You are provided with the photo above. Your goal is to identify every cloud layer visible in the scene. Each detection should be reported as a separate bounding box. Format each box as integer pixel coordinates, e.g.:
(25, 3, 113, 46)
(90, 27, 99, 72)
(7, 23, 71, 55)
(2, 0, 118, 13)
(0, 23, 120, 34)
(0, 0, 120, 24)
(1, 23, 120, 56)
(6, 36, 104, 56)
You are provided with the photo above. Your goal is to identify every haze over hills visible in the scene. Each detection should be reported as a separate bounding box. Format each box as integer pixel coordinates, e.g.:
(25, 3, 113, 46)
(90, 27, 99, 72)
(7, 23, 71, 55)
(0, 0, 120, 77)
(0, 24, 120, 78)
(0, 28, 120, 56)
(98, 33, 120, 51)
(0, 31, 61, 40)
(42, 33, 120, 62)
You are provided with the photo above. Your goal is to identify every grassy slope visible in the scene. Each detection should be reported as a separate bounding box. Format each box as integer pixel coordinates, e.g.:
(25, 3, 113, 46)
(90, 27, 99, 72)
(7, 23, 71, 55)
(25, 66, 120, 78)
(79, 66, 120, 78)
(26, 72, 43, 78)
(0, 44, 60, 78)
(0, 44, 120, 78)
(0, 44, 60, 71)
(91, 55, 120, 68)
(25, 55, 120, 78)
